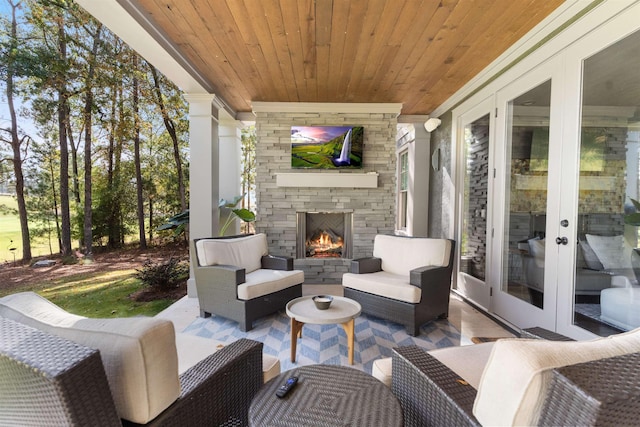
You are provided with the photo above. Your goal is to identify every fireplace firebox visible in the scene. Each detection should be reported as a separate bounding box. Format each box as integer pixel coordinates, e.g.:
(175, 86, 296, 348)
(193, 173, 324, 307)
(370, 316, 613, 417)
(296, 211, 353, 259)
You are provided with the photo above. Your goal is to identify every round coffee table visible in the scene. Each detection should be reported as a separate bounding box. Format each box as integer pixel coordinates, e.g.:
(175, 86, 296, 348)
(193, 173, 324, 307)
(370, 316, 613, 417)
(248, 365, 403, 426)
(286, 296, 361, 365)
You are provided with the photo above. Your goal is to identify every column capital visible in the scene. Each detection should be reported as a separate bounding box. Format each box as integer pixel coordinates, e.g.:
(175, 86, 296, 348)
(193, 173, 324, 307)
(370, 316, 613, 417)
(184, 93, 228, 112)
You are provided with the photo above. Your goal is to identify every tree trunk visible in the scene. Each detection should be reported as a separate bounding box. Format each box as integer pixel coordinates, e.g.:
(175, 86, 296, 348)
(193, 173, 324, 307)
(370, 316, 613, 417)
(133, 55, 147, 249)
(4, 1, 31, 262)
(150, 65, 186, 212)
(82, 23, 102, 257)
(57, 19, 72, 257)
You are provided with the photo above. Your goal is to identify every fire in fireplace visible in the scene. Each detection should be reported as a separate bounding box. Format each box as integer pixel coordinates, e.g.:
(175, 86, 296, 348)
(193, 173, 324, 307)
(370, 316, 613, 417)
(297, 211, 353, 259)
(306, 229, 344, 258)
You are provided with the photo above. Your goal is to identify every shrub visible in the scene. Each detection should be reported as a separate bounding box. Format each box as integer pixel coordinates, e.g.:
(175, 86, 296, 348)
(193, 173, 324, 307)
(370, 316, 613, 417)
(135, 257, 189, 290)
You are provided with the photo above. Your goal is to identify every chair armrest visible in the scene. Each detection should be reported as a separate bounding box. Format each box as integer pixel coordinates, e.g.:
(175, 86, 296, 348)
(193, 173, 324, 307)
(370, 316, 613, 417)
(261, 255, 294, 271)
(409, 265, 451, 288)
(392, 346, 480, 427)
(519, 327, 574, 341)
(136, 339, 264, 427)
(194, 264, 246, 286)
(539, 352, 640, 426)
(350, 257, 382, 274)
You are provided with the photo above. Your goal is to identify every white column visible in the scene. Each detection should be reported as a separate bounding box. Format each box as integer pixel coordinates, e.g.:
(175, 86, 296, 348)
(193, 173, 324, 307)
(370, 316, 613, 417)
(218, 119, 243, 235)
(410, 124, 430, 237)
(185, 94, 220, 297)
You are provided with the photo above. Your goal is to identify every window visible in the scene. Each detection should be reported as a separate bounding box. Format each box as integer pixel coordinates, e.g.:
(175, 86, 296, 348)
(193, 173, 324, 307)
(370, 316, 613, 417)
(399, 150, 409, 230)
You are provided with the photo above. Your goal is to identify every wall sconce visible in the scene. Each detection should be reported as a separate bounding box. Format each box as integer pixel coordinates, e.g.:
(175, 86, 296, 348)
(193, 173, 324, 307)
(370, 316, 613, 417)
(424, 118, 442, 133)
(431, 148, 440, 171)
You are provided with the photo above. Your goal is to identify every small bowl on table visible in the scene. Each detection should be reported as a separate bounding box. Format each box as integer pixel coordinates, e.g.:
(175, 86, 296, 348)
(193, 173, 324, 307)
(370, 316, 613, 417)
(312, 295, 333, 310)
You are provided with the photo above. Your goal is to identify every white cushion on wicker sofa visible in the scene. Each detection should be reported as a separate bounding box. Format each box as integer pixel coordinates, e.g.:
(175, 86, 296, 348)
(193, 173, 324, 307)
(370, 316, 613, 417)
(174, 333, 280, 382)
(372, 342, 495, 388)
(473, 328, 640, 426)
(342, 235, 452, 304)
(0, 292, 179, 424)
(195, 233, 304, 300)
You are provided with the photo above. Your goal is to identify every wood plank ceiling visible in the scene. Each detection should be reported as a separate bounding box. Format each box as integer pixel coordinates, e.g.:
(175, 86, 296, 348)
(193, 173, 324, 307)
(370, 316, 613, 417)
(136, 0, 565, 115)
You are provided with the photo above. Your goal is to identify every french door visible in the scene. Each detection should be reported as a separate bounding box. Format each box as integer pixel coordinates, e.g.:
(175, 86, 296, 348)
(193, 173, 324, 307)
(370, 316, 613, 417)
(455, 98, 494, 310)
(491, 60, 565, 331)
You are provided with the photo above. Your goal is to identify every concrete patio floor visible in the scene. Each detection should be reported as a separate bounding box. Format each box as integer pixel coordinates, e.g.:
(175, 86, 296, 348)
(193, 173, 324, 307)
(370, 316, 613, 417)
(156, 286, 515, 346)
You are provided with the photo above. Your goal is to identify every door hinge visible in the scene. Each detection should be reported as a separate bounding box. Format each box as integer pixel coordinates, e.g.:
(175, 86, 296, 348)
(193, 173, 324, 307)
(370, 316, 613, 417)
(493, 168, 496, 178)
(490, 287, 493, 297)
(495, 108, 498, 118)
(491, 228, 494, 238)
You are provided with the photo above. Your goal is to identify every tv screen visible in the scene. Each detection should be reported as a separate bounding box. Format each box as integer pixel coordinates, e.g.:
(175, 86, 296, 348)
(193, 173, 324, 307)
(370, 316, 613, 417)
(291, 125, 364, 169)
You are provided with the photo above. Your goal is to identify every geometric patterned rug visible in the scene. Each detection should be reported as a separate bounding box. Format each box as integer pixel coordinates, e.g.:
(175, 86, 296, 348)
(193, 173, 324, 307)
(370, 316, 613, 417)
(182, 310, 461, 374)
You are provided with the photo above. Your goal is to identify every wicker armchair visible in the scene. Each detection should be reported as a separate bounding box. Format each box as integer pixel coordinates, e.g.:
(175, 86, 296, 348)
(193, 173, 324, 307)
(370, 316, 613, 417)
(392, 327, 640, 427)
(342, 235, 455, 336)
(0, 317, 264, 427)
(191, 233, 303, 332)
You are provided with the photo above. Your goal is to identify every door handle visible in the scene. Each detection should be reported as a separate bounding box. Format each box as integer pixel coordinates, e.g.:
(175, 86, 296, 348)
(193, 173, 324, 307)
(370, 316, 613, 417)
(555, 237, 568, 245)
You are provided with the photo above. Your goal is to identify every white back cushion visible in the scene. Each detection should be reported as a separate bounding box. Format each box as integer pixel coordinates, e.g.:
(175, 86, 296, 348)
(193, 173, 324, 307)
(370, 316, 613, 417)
(0, 292, 180, 424)
(473, 328, 640, 426)
(196, 233, 268, 274)
(373, 235, 451, 276)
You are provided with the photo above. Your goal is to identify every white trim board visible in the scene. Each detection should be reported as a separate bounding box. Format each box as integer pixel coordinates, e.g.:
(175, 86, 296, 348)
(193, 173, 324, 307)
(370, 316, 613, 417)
(276, 172, 378, 188)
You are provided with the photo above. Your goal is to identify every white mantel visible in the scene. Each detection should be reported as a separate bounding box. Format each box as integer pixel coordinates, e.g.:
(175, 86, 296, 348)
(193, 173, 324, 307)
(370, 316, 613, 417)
(276, 172, 378, 188)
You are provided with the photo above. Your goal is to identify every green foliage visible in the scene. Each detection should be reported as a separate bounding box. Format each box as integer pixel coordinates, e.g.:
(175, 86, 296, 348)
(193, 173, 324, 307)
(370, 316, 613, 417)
(219, 195, 256, 236)
(157, 210, 189, 237)
(135, 257, 189, 290)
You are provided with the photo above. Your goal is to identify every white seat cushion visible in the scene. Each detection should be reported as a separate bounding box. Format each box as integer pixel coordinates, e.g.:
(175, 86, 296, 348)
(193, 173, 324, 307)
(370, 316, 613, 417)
(196, 233, 268, 274)
(0, 292, 180, 424)
(473, 328, 640, 426)
(342, 271, 421, 303)
(237, 268, 304, 300)
(429, 342, 495, 389)
(174, 333, 280, 382)
(373, 343, 494, 388)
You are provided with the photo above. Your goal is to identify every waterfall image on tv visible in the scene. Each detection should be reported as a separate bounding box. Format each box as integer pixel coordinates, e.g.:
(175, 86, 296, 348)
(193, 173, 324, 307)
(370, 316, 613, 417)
(291, 126, 364, 169)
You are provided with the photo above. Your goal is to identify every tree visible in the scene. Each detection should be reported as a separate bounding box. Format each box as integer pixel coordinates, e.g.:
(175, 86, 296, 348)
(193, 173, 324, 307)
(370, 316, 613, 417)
(132, 55, 146, 249)
(0, 0, 33, 261)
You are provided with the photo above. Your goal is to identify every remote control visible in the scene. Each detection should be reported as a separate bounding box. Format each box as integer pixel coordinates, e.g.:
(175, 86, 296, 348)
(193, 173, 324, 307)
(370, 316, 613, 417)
(275, 376, 298, 398)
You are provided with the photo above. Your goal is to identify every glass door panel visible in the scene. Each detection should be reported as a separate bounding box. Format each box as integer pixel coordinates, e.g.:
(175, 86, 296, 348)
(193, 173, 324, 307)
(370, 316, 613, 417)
(503, 81, 552, 309)
(572, 29, 640, 336)
(460, 114, 490, 281)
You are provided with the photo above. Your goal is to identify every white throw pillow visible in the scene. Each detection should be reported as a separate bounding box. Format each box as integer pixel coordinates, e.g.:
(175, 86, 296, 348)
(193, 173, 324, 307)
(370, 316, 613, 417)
(473, 328, 640, 426)
(585, 234, 632, 270)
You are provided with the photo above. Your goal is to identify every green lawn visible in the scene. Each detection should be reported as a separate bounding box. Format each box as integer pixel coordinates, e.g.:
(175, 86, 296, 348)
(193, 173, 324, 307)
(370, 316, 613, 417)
(0, 268, 177, 317)
(0, 195, 53, 263)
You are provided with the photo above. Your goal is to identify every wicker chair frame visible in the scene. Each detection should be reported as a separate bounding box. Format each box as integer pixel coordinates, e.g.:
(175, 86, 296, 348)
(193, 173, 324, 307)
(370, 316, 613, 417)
(191, 236, 303, 332)
(391, 327, 640, 427)
(0, 317, 264, 427)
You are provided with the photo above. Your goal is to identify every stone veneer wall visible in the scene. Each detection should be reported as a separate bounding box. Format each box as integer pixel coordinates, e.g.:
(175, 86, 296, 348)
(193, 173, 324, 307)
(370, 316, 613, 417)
(254, 111, 398, 284)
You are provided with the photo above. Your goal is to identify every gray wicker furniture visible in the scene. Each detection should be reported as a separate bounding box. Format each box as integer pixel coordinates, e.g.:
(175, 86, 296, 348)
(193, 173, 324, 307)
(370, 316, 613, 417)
(342, 235, 455, 336)
(248, 365, 403, 426)
(0, 316, 264, 427)
(191, 233, 303, 332)
(391, 327, 640, 427)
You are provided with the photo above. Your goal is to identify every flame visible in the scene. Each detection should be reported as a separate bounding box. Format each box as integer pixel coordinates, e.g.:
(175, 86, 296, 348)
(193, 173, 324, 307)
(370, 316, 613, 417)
(306, 230, 343, 258)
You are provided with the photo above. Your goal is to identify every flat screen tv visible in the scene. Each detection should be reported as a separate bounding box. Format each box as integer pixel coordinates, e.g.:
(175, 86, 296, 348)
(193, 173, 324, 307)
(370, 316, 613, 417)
(291, 125, 364, 169)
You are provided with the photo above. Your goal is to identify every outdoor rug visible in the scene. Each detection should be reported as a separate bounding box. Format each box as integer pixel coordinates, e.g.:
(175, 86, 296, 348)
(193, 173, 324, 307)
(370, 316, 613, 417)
(182, 311, 461, 374)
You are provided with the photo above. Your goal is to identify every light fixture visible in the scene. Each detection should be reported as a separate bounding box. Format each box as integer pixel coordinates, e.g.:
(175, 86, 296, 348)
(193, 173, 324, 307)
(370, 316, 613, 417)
(424, 118, 441, 133)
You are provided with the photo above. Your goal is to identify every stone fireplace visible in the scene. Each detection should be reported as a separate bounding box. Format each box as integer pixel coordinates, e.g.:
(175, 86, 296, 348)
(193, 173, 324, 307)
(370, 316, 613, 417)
(297, 211, 353, 259)
(253, 103, 400, 284)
